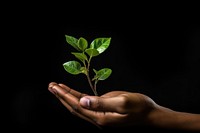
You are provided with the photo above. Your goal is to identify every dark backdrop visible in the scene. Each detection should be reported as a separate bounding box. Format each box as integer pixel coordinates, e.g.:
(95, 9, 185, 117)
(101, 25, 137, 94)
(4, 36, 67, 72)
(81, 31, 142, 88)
(3, 5, 200, 132)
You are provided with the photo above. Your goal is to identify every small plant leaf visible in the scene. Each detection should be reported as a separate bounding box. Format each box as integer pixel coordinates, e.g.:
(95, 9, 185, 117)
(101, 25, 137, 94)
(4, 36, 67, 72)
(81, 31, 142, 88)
(92, 69, 98, 81)
(63, 61, 82, 75)
(93, 68, 112, 80)
(85, 48, 99, 57)
(71, 52, 88, 62)
(80, 67, 87, 75)
(90, 38, 111, 54)
(78, 37, 88, 51)
(93, 69, 98, 74)
(65, 35, 80, 51)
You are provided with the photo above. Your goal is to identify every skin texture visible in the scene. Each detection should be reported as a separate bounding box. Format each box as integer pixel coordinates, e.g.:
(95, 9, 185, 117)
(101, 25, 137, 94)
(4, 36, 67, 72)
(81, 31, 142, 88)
(48, 82, 200, 131)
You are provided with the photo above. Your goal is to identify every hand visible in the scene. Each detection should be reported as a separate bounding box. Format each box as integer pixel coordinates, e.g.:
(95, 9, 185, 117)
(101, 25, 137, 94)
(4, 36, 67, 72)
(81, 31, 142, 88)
(48, 82, 158, 128)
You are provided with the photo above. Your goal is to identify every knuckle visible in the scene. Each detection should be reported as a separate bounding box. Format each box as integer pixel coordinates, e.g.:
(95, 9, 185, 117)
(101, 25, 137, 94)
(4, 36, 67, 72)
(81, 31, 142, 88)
(116, 94, 130, 113)
(92, 98, 103, 109)
(120, 94, 130, 107)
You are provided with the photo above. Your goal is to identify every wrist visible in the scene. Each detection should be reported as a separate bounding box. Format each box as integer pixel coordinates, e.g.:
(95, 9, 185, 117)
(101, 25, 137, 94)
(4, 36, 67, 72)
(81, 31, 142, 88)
(146, 104, 175, 128)
(146, 105, 200, 131)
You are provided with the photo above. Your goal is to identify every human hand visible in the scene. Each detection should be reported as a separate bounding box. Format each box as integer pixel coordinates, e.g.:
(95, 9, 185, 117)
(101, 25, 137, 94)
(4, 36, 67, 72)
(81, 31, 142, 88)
(48, 82, 158, 128)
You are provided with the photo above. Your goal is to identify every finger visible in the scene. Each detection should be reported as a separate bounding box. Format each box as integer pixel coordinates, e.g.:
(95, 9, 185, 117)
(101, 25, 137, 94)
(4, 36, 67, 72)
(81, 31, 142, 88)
(70, 108, 102, 129)
(49, 83, 82, 115)
(75, 108, 126, 127)
(48, 82, 58, 88)
(58, 83, 87, 98)
(101, 91, 127, 98)
(55, 91, 102, 129)
(51, 84, 80, 103)
(49, 83, 69, 97)
(50, 84, 93, 122)
(48, 82, 101, 128)
(58, 97, 74, 112)
(55, 89, 126, 128)
(80, 96, 128, 114)
(48, 82, 61, 95)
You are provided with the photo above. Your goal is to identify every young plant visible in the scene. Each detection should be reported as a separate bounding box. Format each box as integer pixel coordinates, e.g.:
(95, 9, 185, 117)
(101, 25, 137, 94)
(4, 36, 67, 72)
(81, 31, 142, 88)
(63, 35, 112, 96)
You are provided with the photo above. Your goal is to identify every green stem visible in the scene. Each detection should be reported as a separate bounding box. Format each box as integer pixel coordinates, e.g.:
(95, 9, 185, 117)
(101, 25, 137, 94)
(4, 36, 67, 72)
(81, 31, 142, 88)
(94, 80, 98, 96)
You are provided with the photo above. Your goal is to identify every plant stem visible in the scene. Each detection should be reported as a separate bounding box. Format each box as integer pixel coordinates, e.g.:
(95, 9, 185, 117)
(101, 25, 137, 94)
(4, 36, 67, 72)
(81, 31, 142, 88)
(86, 73, 97, 95)
(94, 80, 98, 96)
(85, 57, 98, 96)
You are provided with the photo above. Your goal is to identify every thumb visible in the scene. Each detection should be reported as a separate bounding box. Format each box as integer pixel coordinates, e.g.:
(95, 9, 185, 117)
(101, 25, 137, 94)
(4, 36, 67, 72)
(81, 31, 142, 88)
(79, 96, 124, 113)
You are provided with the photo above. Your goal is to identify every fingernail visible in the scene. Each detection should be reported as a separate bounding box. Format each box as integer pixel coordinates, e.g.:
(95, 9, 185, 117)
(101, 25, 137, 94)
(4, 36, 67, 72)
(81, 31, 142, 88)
(80, 97, 90, 107)
(49, 88, 57, 95)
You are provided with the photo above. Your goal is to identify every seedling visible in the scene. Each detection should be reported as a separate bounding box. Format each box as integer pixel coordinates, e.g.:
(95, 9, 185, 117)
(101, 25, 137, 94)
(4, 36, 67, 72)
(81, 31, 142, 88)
(63, 35, 112, 96)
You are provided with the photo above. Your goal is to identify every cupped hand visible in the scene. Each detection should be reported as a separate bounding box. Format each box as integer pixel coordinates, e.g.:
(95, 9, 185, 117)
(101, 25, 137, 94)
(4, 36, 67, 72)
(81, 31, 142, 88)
(48, 82, 158, 128)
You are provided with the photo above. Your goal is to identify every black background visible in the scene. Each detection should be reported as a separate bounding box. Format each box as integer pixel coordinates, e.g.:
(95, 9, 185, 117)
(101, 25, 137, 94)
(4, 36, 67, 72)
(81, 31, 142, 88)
(3, 3, 200, 132)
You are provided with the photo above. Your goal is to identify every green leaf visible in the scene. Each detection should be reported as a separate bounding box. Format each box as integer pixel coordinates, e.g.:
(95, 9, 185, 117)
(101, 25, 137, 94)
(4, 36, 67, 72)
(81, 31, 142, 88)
(92, 69, 98, 81)
(65, 35, 80, 51)
(90, 37, 111, 54)
(80, 67, 87, 75)
(85, 48, 99, 57)
(93, 68, 112, 80)
(78, 37, 88, 51)
(63, 61, 82, 75)
(93, 69, 98, 74)
(71, 52, 88, 62)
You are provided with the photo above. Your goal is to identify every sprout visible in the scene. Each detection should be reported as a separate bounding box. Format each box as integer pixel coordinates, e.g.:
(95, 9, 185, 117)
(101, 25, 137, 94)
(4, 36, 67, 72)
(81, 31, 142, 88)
(63, 35, 112, 96)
